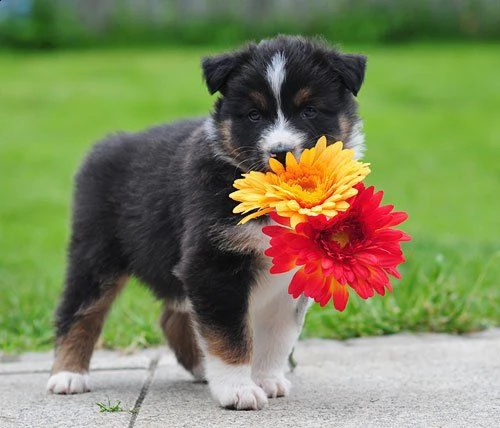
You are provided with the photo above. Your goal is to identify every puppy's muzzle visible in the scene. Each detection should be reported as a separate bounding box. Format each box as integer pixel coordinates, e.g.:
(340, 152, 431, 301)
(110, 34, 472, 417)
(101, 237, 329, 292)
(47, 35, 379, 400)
(269, 149, 288, 166)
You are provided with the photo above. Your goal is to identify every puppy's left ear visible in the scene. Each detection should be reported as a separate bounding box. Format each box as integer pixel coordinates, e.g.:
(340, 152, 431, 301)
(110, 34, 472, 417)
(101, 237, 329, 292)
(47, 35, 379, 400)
(202, 49, 251, 95)
(329, 53, 367, 96)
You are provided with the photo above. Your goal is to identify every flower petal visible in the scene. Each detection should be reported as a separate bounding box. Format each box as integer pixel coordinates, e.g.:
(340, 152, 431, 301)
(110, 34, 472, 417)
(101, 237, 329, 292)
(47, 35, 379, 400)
(288, 267, 309, 298)
(330, 277, 349, 311)
(230, 136, 371, 226)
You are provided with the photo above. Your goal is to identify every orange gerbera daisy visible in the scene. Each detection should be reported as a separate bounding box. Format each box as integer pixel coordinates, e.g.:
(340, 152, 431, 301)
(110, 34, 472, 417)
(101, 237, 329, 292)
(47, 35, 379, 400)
(262, 184, 411, 311)
(230, 136, 371, 228)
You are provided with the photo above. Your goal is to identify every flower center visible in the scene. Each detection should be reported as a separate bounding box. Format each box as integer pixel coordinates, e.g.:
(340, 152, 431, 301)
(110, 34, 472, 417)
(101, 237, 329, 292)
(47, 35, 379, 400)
(317, 218, 365, 257)
(330, 231, 350, 248)
(282, 162, 322, 184)
(297, 175, 320, 191)
(278, 168, 327, 208)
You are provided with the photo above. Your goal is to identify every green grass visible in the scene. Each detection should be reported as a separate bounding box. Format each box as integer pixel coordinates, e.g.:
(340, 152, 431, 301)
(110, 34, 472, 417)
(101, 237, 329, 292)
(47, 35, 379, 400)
(96, 398, 137, 414)
(1, 44, 499, 353)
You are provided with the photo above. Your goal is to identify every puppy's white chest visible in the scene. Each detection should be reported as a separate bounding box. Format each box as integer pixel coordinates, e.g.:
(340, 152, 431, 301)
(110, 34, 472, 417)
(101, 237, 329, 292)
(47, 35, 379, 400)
(250, 268, 295, 314)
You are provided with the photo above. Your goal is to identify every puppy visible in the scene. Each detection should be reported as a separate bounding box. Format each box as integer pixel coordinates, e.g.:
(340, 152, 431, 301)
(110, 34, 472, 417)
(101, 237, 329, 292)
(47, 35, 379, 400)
(46, 35, 367, 410)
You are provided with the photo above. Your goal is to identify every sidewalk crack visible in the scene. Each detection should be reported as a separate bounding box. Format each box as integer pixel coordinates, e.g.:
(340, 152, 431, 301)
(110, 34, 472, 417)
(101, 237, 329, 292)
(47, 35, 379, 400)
(128, 356, 159, 428)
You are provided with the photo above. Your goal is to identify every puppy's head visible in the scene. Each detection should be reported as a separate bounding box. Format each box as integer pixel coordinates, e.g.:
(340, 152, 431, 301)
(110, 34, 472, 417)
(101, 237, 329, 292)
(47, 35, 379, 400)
(202, 35, 367, 171)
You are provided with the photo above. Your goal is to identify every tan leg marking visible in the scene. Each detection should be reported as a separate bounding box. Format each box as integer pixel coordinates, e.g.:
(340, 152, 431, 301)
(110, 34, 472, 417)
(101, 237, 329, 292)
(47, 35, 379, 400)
(201, 326, 252, 365)
(52, 276, 128, 374)
(160, 306, 203, 375)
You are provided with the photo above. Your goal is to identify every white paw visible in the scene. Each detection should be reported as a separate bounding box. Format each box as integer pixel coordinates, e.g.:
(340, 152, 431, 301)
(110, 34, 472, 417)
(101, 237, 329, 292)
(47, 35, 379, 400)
(47, 371, 91, 394)
(211, 381, 268, 410)
(253, 374, 291, 398)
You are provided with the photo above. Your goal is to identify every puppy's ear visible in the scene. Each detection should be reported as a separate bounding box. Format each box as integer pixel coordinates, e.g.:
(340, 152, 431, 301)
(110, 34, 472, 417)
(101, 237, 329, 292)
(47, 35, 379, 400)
(201, 50, 249, 95)
(328, 52, 367, 96)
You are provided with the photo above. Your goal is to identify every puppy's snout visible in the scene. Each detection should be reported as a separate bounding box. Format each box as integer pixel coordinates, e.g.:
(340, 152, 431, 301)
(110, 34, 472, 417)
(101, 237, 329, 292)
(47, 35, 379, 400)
(269, 149, 288, 166)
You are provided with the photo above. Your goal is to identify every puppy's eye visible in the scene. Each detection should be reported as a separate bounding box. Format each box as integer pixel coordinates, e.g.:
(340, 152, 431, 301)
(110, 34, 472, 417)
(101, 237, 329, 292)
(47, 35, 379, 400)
(301, 106, 318, 119)
(248, 110, 262, 122)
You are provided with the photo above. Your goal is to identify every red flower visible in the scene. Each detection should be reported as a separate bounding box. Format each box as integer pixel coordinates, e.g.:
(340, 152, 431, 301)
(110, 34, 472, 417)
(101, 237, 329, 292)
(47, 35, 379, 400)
(262, 184, 411, 311)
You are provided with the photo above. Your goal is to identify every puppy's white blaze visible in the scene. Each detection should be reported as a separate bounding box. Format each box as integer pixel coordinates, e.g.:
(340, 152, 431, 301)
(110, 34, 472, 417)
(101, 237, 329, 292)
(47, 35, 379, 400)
(260, 117, 307, 155)
(348, 120, 366, 160)
(266, 52, 286, 107)
(204, 357, 268, 409)
(264, 55, 307, 156)
(47, 371, 91, 394)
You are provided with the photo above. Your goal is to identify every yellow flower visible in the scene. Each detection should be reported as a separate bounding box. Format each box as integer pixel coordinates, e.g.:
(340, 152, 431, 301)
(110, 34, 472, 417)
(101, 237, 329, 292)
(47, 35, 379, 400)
(230, 136, 371, 228)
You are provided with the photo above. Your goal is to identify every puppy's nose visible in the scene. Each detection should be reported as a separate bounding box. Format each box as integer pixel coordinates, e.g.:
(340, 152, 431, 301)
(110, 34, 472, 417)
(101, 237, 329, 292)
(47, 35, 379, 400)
(269, 150, 289, 166)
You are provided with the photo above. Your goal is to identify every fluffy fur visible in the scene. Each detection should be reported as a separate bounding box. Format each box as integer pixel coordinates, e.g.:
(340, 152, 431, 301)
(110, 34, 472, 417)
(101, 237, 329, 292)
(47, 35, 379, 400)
(47, 35, 367, 410)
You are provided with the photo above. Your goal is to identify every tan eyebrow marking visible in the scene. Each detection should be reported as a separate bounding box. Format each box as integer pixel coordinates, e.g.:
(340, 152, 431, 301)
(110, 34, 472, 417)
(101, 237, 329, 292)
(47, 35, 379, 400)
(293, 87, 312, 106)
(249, 91, 268, 110)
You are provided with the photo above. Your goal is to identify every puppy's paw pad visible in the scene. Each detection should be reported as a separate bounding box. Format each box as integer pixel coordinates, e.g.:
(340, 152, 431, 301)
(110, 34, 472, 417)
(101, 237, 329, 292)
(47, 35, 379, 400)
(214, 382, 268, 410)
(255, 375, 291, 398)
(47, 371, 91, 394)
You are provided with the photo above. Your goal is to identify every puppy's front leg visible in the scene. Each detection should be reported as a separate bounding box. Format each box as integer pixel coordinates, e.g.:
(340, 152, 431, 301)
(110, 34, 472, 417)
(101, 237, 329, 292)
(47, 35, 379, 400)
(198, 323, 267, 410)
(251, 274, 310, 398)
(176, 249, 267, 410)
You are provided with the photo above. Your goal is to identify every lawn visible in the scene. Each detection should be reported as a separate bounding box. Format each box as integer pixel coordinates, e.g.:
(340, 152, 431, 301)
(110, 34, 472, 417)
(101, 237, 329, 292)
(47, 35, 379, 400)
(1, 43, 499, 353)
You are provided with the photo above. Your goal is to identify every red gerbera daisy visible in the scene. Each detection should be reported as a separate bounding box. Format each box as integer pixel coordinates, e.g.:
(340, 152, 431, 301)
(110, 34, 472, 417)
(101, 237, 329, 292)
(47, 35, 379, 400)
(262, 184, 411, 311)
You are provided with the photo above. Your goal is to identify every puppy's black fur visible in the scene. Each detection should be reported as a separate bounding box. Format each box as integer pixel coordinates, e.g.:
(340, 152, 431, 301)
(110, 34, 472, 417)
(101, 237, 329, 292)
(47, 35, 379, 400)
(57, 117, 258, 354)
(50, 35, 367, 406)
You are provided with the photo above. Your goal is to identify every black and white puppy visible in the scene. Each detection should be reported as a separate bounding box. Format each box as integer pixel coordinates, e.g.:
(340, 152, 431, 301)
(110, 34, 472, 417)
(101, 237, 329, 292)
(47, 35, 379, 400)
(47, 35, 366, 410)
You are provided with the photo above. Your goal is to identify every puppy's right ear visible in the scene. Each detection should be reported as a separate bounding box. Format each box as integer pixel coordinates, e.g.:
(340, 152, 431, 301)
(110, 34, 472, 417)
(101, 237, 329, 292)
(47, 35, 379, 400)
(335, 53, 367, 96)
(202, 49, 250, 95)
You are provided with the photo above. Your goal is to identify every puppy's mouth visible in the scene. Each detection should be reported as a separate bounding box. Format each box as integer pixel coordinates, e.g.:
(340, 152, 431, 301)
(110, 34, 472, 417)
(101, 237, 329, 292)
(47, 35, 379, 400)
(268, 151, 288, 166)
(260, 147, 303, 172)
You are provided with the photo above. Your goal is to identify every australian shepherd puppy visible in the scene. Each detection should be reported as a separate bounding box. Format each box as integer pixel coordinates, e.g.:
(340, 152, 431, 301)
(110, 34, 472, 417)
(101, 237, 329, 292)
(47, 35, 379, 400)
(47, 35, 366, 410)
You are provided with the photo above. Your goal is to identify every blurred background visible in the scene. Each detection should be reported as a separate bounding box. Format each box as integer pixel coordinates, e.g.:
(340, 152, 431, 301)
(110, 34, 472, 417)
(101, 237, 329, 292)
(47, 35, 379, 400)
(1, 0, 499, 354)
(1, 0, 500, 47)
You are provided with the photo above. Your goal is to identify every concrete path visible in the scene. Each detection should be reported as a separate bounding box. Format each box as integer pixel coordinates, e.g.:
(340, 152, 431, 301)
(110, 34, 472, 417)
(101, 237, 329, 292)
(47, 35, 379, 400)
(1, 330, 499, 428)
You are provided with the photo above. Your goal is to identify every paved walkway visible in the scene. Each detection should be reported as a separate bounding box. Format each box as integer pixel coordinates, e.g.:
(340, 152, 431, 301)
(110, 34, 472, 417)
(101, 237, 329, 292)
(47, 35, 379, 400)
(1, 330, 499, 427)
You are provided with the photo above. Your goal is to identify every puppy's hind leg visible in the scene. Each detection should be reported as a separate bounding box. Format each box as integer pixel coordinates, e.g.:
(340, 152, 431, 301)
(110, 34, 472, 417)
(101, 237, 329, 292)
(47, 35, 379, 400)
(47, 260, 127, 394)
(160, 302, 206, 382)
